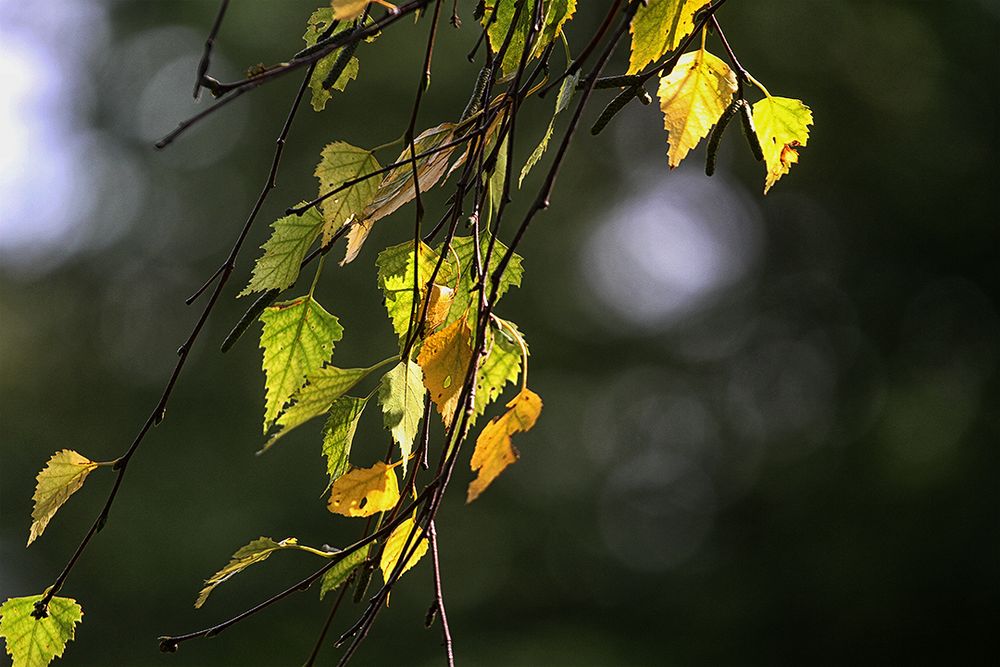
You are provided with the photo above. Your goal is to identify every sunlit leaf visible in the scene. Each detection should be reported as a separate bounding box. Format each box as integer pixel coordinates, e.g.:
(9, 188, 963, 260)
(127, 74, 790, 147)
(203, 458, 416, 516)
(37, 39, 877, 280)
(519, 71, 579, 186)
(379, 517, 428, 582)
(319, 546, 369, 599)
(439, 236, 523, 328)
(628, 0, 712, 74)
(195, 537, 301, 608)
(259, 297, 343, 432)
(656, 48, 737, 168)
(752, 95, 813, 194)
(239, 206, 323, 297)
(331, 0, 380, 21)
(304, 8, 361, 111)
(321, 396, 369, 483)
(28, 450, 99, 546)
(0, 595, 82, 667)
(378, 361, 426, 474)
(328, 461, 400, 517)
(467, 387, 542, 502)
(474, 321, 524, 418)
(483, 0, 577, 77)
(315, 143, 381, 243)
(417, 315, 474, 427)
(265, 365, 373, 448)
(375, 241, 449, 339)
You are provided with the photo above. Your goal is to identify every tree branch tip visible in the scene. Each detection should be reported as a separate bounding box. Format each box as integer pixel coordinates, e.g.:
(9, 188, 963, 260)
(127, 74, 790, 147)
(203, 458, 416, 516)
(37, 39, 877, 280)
(158, 638, 179, 653)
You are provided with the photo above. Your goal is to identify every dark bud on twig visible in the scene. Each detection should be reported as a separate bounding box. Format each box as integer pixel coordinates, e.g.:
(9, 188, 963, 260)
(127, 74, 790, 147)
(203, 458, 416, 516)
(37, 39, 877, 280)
(425, 599, 439, 628)
(31, 600, 49, 620)
(158, 638, 179, 653)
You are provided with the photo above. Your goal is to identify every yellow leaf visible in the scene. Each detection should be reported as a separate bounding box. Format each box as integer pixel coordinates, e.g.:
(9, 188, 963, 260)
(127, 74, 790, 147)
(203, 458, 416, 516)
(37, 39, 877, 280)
(331, 0, 372, 21)
(379, 517, 428, 582)
(29, 450, 99, 546)
(467, 388, 542, 503)
(657, 48, 737, 168)
(752, 96, 813, 194)
(424, 284, 454, 331)
(417, 315, 474, 427)
(628, 0, 712, 74)
(328, 461, 400, 517)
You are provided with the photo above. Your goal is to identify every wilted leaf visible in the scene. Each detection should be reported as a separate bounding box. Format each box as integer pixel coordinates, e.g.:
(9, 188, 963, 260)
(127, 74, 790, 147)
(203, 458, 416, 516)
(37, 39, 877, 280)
(240, 206, 323, 297)
(328, 461, 400, 517)
(378, 360, 426, 474)
(752, 96, 813, 193)
(259, 297, 343, 432)
(657, 48, 737, 168)
(418, 316, 474, 427)
(379, 517, 428, 582)
(195, 537, 301, 608)
(319, 546, 369, 599)
(467, 387, 542, 502)
(424, 284, 454, 331)
(0, 595, 83, 667)
(315, 143, 381, 243)
(265, 365, 374, 447)
(628, 0, 712, 74)
(321, 396, 369, 483)
(28, 450, 99, 546)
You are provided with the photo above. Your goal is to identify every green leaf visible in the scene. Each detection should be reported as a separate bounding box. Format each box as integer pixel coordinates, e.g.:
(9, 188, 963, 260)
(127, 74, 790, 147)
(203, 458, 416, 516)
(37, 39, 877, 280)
(484, 0, 577, 77)
(519, 71, 579, 186)
(375, 241, 451, 339)
(438, 236, 524, 327)
(322, 396, 369, 483)
(304, 8, 360, 112)
(475, 321, 524, 418)
(239, 206, 323, 297)
(264, 365, 374, 449)
(487, 135, 508, 216)
(627, 0, 712, 74)
(259, 296, 344, 432)
(0, 595, 82, 667)
(195, 537, 300, 608)
(315, 143, 381, 244)
(319, 546, 370, 599)
(752, 95, 813, 194)
(29, 450, 99, 546)
(378, 360, 426, 474)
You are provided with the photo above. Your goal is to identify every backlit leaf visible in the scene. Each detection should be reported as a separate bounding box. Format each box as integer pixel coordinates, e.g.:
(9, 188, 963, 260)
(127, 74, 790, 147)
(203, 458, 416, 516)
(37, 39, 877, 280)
(379, 517, 428, 582)
(259, 297, 343, 432)
(657, 48, 737, 168)
(331, 0, 375, 21)
(483, 0, 577, 77)
(315, 143, 381, 243)
(467, 387, 542, 502)
(195, 537, 300, 608)
(378, 361, 426, 474)
(304, 8, 361, 111)
(375, 240, 449, 339)
(319, 546, 369, 599)
(239, 206, 323, 297)
(474, 321, 524, 418)
(0, 595, 82, 667)
(321, 396, 369, 483)
(752, 95, 813, 194)
(628, 0, 711, 74)
(417, 315, 474, 427)
(519, 71, 579, 186)
(327, 461, 400, 517)
(265, 365, 373, 448)
(439, 236, 523, 328)
(28, 450, 99, 546)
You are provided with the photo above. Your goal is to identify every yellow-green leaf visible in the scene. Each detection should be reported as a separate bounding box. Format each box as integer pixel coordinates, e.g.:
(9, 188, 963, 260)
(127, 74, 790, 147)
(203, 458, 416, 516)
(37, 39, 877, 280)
(259, 296, 344, 432)
(474, 320, 524, 418)
(657, 48, 737, 168)
(321, 396, 369, 483)
(304, 8, 361, 111)
(195, 537, 300, 608)
(328, 461, 400, 517)
(752, 96, 813, 194)
(628, 0, 712, 74)
(378, 360, 426, 474)
(375, 240, 449, 339)
(315, 143, 381, 244)
(319, 545, 369, 599)
(0, 595, 82, 667)
(467, 387, 542, 502)
(28, 450, 99, 546)
(483, 0, 577, 77)
(417, 315, 474, 427)
(439, 236, 523, 329)
(519, 71, 579, 187)
(265, 365, 374, 448)
(331, 0, 376, 21)
(379, 517, 428, 582)
(239, 206, 323, 297)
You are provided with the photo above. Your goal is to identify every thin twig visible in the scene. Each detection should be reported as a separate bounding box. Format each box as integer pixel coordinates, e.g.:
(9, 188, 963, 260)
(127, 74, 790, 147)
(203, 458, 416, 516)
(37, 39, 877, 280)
(193, 0, 230, 99)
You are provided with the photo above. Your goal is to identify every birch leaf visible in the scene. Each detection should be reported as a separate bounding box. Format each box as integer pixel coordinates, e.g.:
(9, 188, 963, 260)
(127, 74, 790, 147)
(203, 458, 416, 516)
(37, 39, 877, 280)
(440, 236, 523, 328)
(259, 297, 343, 432)
(379, 517, 428, 582)
(304, 8, 360, 111)
(319, 545, 369, 599)
(327, 461, 400, 517)
(315, 142, 381, 243)
(321, 396, 369, 483)
(483, 0, 577, 77)
(0, 595, 82, 667)
(657, 49, 737, 168)
(378, 360, 426, 474)
(195, 537, 300, 608)
(28, 450, 99, 546)
(752, 96, 813, 194)
(417, 315, 474, 427)
(519, 71, 579, 186)
(628, 0, 712, 74)
(474, 321, 524, 418)
(265, 365, 372, 448)
(375, 241, 447, 339)
(467, 387, 542, 502)
(239, 206, 323, 297)
(331, 0, 374, 21)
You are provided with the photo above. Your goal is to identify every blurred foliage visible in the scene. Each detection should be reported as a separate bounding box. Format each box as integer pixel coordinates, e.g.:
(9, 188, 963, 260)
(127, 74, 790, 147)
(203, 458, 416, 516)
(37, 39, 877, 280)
(1, 1, 997, 665)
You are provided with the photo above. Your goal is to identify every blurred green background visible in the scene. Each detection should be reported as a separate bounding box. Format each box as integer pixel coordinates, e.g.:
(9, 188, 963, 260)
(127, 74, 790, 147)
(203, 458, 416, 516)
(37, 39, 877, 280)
(2, 1, 997, 665)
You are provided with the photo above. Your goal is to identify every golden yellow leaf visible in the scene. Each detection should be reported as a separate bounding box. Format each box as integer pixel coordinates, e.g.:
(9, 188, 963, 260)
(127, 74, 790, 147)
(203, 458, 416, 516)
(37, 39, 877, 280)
(327, 461, 400, 517)
(628, 0, 712, 74)
(657, 48, 737, 168)
(467, 387, 542, 503)
(417, 315, 474, 427)
(424, 284, 454, 332)
(752, 96, 813, 194)
(29, 450, 100, 546)
(379, 517, 428, 582)
(331, 0, 377, 21)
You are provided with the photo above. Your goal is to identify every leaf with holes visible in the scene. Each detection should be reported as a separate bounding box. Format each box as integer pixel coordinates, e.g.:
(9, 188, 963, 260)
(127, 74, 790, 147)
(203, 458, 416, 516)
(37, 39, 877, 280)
(327, 461, 401, 517)
(753, 95, 813, 193)
(418, 315, 474, 427)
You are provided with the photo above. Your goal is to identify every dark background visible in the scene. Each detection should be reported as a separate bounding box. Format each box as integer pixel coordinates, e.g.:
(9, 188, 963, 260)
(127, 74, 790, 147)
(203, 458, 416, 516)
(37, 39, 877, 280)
(1, 1, 997, 665)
